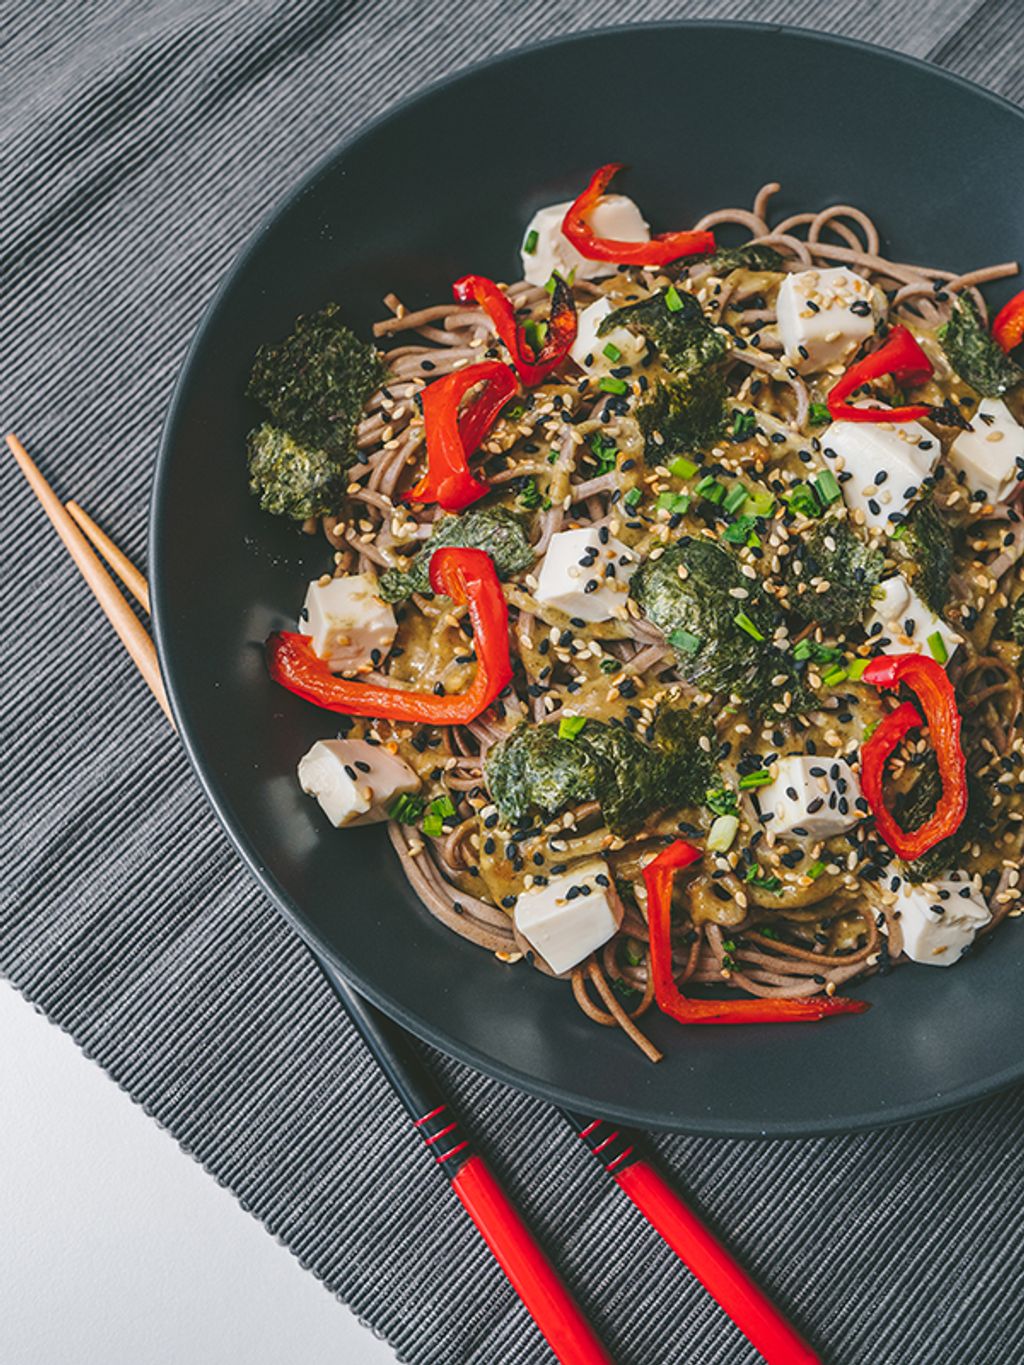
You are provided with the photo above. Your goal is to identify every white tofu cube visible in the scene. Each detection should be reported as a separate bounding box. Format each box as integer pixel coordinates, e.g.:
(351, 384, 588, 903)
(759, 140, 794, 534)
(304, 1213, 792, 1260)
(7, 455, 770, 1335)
(520, 196, 650, 288)
(297, 739, 419, 828)
(884, 872, 992, 967)
(514, 858, 620, 975)
(300, 574, 396, 674)
(569, 297, 646, 373)
(825, 411, 939, 531)
(534, 528, 638, 623)
(777, 267, 882, 373)
(948, 397, 1024, 505)
(760, 755, 862, 840)
(865, 575, 961, 664)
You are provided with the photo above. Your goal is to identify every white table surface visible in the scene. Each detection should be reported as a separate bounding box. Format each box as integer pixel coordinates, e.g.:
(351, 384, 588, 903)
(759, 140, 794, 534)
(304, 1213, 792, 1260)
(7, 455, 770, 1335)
(0, 981, 395, 1365)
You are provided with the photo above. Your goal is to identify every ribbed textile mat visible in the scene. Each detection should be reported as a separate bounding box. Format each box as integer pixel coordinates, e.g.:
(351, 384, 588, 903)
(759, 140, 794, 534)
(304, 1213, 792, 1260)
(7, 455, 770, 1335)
(3, 4, 1023, 1362)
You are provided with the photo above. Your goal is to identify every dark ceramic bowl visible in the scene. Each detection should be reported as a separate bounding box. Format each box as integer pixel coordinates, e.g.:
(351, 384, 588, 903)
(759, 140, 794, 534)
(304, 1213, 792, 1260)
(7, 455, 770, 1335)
(152, 22, 1024, 1136)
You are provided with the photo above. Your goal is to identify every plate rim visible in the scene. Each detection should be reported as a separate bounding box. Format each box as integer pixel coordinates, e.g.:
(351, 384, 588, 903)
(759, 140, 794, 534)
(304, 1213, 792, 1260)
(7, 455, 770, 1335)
(150, 18, 1024, 1137)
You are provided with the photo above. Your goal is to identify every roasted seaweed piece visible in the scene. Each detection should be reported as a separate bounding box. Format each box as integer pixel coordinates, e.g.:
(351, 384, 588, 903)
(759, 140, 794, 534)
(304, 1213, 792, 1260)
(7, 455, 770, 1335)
(484, 707, 716, 834)
(689, 243, 784, 275)
(378, 507, 534, 602)
(246, 424, 346, 521)
(784, 516, 884, 627)
(939, 295, 1023, 398)
(248, 303, 386, 463)
(635, 371, 728, 463)
(630, 537, 786, 702)
(891, 500, 955, 613)
(599, 288, 727, 375)
(896, 752, 991, 884)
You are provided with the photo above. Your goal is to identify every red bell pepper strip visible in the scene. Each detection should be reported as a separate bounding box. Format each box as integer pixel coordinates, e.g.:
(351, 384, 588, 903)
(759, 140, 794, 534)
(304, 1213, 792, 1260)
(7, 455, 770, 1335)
(826, 325, 934, 423)
(404, 361, 518, 512)
(992, 288, 1024, 354)
(642, 841, 868, 1024)
(453, 274, 578, 387)
(266, 547, 512, 724)
(561, 163, 716, 267)
(860, 654, 967, 860)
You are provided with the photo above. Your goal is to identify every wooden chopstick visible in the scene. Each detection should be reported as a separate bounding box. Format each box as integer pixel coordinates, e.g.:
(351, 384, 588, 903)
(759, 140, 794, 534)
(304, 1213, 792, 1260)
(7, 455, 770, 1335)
(66, 499, 150, 613)
(5, 432, 174, 728)
(16, 461, 612, 1365)
(32, 464, 820, 1364)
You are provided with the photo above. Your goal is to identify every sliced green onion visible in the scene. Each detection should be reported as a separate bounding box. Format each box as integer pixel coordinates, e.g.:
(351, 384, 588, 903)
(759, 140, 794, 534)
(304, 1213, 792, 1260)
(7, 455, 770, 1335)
(706, 786, 739, 817)
(558, 715, 588, 740)
(734, 611, 765, 642)
(599, 376, 628, 395)
(722, 515, 757, 544)
(517, 477, 542, 509)
(745, 864, 782, 890)
(731, 409, 757, 439)
(668, 455, 699, 479)
(822, 663, 848, 686)
(695, 474, 726, 504)
(544, 267, 575, 294)
(602, 341, 622, 362)
(807, 859, 827, 880)
(656, 491, 690, 514)
(387, 792, 425, 824)
(814, 468, 842, 507)
(668, 627, 701, 654)
(708, 814, 740, 852)
(847, 658, 870, 680)
(664, 284, 685, 312)
(421, 794, 456, 837)
(522, 318, 548, 354)
(599, 658, 618, 674)
(723, 483, 749, 515)
(623, 487, 642, 510)
(745, 487, 776, 517)
(523, 228, 539, 255)
(590, 433, 618, 473)
(808, 401, 832, 426)
(739, 768, 773, 790)
(787, 482, 821, 518)
(927, 631, 949, 664)
(547, 448, 560, 464)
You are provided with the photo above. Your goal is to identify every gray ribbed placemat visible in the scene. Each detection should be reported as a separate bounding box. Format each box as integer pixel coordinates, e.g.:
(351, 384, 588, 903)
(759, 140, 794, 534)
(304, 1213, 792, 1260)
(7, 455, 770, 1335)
(3, 4, 1023, 1362)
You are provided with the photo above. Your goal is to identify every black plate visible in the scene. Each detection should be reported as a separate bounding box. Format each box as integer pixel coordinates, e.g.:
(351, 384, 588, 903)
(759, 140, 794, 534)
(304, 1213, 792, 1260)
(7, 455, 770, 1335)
(151, 22, 1024, 1136)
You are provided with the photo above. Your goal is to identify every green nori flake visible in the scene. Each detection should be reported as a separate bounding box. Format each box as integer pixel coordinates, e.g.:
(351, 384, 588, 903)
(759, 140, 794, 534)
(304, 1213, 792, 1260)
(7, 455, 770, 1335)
(890, 500, 955, 613)
(247, 303, 386, 463)
(484, 706, 714, 834)
(630, 537, 788, 702)
(785, 515, 884, 627)
(939, 295, 1023, 398)
(378, 507, 533, 603)
(598, 288, 727, 375)
(635, 372, 728, 464)
(246, 424, 346, 521)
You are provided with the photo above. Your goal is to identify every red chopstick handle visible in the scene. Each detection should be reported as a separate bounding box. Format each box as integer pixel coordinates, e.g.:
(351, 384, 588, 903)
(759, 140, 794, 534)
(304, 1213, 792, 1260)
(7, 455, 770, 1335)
(613, 1160, 820, 1365)
(451, 1154, 613, 1365)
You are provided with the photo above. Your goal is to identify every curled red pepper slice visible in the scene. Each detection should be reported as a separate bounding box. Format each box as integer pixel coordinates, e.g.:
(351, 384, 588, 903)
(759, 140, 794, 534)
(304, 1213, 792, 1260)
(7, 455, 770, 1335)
(561, 163, 716, 267)
(826, 325, 934, 423)
(642, 841, 868, 1025)
(992, 288, 1024, 354)
(267, 548, 512, 724)
(860, 654, 967, 861)
(453, 274, 577, 387)
(404, 361, 518, 512)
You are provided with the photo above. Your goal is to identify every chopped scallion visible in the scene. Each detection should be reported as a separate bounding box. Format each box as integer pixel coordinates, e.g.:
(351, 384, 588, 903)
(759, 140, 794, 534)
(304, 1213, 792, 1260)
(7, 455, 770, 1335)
(927, 631, 949, 664)
(808, 401, 832, 426)
(739, 768, 773, 790)
(668, 455, 699, 479)
(734, 611, 765, 642)
(708, 814, 740, 852)
(558, 715, 588, 740)
(664, 284, 685, 312)
(813, 468, 842, 506)
(602, 341, 622, 362)
(723, 483, 749, 515)
(668, 627, 701, 654)
(598, 375, 628, 395)
(387, 792, 425, 824)
(523, 228, 539, 255)
(623, 487, 642, 510)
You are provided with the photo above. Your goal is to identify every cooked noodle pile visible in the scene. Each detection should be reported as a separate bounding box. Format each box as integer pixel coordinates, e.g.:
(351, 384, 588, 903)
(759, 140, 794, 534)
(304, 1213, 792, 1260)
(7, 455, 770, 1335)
(307, 184, 1024, 1060)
